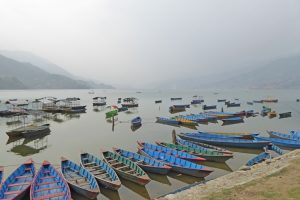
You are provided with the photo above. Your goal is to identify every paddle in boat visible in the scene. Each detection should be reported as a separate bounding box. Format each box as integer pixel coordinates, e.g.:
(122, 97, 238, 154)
(0, 159, 35, 200)
(61, 157, 100, 199)
(137, 141, 206, 162)
(156, 141, 233, 163)
(113, 148, 171, 175)
(102, 150, 151, 186)
(80, 152, 121, 190)
(30, 160, 71, 200)
(138, 147, 213, 178)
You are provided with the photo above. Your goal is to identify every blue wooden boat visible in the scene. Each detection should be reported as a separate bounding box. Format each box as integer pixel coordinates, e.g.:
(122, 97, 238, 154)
(178, 134, 270, 149)
(131, 117, 142, 127)
(113, 148, 171, 175)
(0, 159, 35, 200)
(102, 150, 151, 186)
(156, 117, 179, 125)
(177, 114, 217, 123)
(183, 131, 259, 140)
(137, 141, 206, 161)
(255, 136, 300, 149)
(80, 153, 121, 190)
(246, 152, 271, 166)
(61, 157, 100, 199)
(222, 117, 244, 123)
(138, 147, 213, 178)
(30, 160, 71, 200)
(175, 136, 233, 154)
(267, 131, 300, 141)
(157, 141, 233, 163)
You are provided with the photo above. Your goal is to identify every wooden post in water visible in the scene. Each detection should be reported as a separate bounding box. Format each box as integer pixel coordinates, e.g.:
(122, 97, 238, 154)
(112, 116, 115, 131)
(172, 129, 176, 144)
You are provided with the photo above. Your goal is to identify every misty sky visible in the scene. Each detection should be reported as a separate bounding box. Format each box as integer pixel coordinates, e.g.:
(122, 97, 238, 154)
(1, 0, 300, 87)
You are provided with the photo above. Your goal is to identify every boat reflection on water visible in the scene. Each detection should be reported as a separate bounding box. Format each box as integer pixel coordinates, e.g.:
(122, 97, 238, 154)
(131, 124, 142, 132)
(121, 178, 151, 200)
(202, 161, 233, 172)
(147, 173, 172, 186)
(7, 132, 50, 157)
(167, 172, 204, 185)
(93, 106, 107, 112)
(70, 188, 121, 200)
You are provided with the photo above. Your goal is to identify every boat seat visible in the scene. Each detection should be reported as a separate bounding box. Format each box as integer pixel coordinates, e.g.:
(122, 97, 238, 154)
(115, 165, 129, 170)
(125, 169, 136, 174)
(40, 175, 55, 180)
(15, 175, 32, 179)
(135, 160, 144, 164)
(33, 192, 66, 200)
(84, 162, 96, 166)
(35, 186, 62, 193)
(92, 171, 106, 176)
(4, 190, 23, 195)
(111, 162, 121, 167)
(8, 182, 31, 187)
(36, 180, 59, 186)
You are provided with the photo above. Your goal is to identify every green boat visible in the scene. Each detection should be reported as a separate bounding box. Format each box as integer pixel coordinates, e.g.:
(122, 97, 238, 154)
(156, 141, 233, 163)
(102, 150, 151, 186)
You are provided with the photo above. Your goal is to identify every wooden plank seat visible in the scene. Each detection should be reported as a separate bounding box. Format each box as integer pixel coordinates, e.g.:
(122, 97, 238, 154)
(15, 175, 32, 179)
(8, 182, 31, 187)
(32, 192, 66, 200)
(92, 170, 106, 176)
(4, 190, 22, 195)
(116, 165, 130, 170)
(84, 162, 96, 166)
(36, 180, 59, 186)
(40, 176, 55, 180)
(35, 186, 62, 193)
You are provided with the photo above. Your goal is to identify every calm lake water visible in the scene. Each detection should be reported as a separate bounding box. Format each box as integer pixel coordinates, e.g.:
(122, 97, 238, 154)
(0, 89, 300, 200)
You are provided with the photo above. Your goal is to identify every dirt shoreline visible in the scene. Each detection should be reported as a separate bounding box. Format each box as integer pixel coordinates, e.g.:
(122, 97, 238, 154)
(158, 149, 300, 200)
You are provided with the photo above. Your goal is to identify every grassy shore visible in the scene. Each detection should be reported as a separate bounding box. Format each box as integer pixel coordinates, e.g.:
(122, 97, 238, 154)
(161, 150, 300, 200)
(205, 158, 300, 200)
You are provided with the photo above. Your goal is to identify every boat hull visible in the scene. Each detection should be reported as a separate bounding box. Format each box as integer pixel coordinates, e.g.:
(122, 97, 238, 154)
(68, 182, 99, 199)
(139, 164, 169, 175)
(171, 165, 211, 178)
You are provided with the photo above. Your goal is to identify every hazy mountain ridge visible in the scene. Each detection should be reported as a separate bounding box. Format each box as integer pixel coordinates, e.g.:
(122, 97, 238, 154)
(213, 55, 300, 89)
(0, 54, 113, 89)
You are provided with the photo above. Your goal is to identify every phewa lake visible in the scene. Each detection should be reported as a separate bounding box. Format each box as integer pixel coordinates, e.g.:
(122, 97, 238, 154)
(0, 89, 299, 200)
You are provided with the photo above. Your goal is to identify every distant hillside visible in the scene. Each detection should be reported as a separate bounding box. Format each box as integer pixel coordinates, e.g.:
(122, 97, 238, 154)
(0, 50, 114, 89)
(213, 55, 300, 89)
(0, 54, 101, 89)
(0, 50, 72, 77)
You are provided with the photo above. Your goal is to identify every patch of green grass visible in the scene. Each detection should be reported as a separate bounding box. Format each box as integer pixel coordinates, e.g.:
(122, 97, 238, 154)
(261, 190, 279, 199)
(288, 187, 300, 199)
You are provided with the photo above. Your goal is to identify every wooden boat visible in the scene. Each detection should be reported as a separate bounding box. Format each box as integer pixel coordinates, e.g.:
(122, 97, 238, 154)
(253, 100, 263, 103)
(268, 111, 277, 118)
(262, 99, 278, 103)
(174, 118, 198, 126)
(191, 100, 202, 105)
(102, 150, 150, 186)
(61, 157, 99, 199)
(247, 101, 254, 105)
(138, 147, 213, 178)
(179, 133, 270, 149)
(297, 99, 300, 102)
(246, 152, 271, 166)
(182, 131, 259, 140)
(180, 114, 217, 123)
(221, 117, 244, 123)
(169, 106, 186, 113)
(170, 97, 182, 101)
(174, 133, 233, 154)
(121, 97, 139, 108)
(80, 153, 121, 190)
(156, 117, 179, 125)
(156, 141, 233, 163)
(205, 111, 235, 119)
(255, 136, 300, 149)
(137, 141, 206, 161)
(30, 160, 71, 200)
(217, 99, 226, 102)
(131, 117, 142, 127)
(0, 166, 3, 188)
(155, 100, 162, 104)
(6, 124, 50, 138)
(267, 130, 300, 141)
(279, 112, 292, 119)
(113, 148, 171, 175)
(202, 105, 217, 110)
(246, 144, 283, 166)
(0, 159, 35, 200)
(93, 97, 107, 106)
(226, 102, 241, 107)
